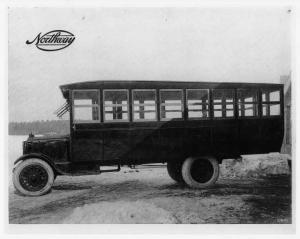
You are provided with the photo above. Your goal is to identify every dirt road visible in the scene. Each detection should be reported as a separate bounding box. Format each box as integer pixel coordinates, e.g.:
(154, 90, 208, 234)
(9, 167, 291, 224)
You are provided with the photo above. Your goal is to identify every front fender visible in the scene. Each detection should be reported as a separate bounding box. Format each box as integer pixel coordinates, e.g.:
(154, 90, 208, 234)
(14, 153, 64, 175)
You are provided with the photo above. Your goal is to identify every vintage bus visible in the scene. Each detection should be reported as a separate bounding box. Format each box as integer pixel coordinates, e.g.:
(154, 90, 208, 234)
(13, 81, 284, 196)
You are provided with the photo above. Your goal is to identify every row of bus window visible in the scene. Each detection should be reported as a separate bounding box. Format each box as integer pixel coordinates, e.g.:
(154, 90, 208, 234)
(72, 89, 281, 123)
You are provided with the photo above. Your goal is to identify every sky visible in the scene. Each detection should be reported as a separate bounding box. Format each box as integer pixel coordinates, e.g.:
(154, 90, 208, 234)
(8, 7, 291, 122)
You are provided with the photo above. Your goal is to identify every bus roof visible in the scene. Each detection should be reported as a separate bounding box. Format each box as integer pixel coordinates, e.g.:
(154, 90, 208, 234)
(60, 80, 283, 99)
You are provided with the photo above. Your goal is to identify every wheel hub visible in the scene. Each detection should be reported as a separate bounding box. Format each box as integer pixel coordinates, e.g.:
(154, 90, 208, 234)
(191, 159, 214, 183)
(19, 164, 49, 192)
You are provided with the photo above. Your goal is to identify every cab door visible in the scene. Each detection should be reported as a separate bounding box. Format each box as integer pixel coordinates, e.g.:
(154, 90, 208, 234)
(71, 89, 103, 162)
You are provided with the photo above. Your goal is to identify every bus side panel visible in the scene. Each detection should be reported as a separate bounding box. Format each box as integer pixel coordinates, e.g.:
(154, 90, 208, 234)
(212, 120, 239, 158)
(129, 129, 161, 164)
(158, 127, 185, 162)
(238, 119, 262, 154)
(259, 118, 284, 153)
(184, 126, 212, 157)
(103, 130, 131, 163)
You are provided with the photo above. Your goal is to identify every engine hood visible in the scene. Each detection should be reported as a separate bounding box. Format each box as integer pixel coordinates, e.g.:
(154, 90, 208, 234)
(23, 134, 70, 162)
(25, 134, 70, 142)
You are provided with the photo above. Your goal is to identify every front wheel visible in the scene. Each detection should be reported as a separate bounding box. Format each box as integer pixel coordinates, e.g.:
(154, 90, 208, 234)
(181, 157, 219, 188)
(13, 158, 55, 196)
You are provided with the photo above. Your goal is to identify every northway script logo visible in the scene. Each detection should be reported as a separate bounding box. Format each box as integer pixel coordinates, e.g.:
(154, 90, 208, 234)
(26, 30, 75, 51)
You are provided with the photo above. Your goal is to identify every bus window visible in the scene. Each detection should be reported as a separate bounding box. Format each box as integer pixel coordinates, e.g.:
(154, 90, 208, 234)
(262, 89, 281, 116)
(160, 90, 183, 120)
(132, 90, 157, 121)
(237, 89, 258, 117)
(212, 89, 234, 118)
(73, 90, 100, 123)
(103, 90, 129, 122)
(186, 89, 209, 119)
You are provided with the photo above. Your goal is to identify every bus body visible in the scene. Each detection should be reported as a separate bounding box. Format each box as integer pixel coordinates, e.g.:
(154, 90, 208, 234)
(13, 81, 284, 196)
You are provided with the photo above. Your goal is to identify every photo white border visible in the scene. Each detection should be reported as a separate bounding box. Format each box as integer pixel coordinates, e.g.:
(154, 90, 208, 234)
(1, 0, 298, 237)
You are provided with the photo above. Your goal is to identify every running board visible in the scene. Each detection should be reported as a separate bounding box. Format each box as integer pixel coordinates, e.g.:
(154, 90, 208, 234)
(129, 164, 166, 169)
(100, 164, 121, 173)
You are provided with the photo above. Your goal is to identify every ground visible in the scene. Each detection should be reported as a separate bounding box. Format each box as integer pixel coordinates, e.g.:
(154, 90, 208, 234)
(9, 136, 292, 224)
(9, 167, 291, 224)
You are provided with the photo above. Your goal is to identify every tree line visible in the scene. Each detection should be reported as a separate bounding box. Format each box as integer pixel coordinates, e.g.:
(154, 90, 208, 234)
(9, 120, 70, 135)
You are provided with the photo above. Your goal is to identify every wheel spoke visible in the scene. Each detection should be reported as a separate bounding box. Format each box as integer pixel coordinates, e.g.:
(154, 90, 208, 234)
(19, 164, 49, 192)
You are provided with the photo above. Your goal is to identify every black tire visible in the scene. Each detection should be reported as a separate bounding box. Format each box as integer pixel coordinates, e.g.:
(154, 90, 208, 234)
(167, 161, 184, 183)
(13, 158, 55, 196)
(182, 157, 219, 188)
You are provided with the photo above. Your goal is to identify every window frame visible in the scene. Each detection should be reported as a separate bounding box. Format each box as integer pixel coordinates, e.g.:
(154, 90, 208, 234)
(103, 89, 130, 123)
(186, 89, 210, 120)
(212, 89, 235, 119)
(159, 89, 184, 121)
(237, 88, 259, 118)
(261, 88, 282, 117)
(72, 89, 101, 124)
(132, 89, 158, 122)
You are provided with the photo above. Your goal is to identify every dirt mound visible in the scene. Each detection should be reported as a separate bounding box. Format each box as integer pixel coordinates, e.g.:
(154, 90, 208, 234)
(220, 153, 291, 179)
(63, 200, 177, 223)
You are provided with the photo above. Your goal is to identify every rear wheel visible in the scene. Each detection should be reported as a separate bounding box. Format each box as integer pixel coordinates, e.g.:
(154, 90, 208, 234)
(182, 157, 219, 188)
(167, 161, 184, 183)
(13, 158, 55, 196)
